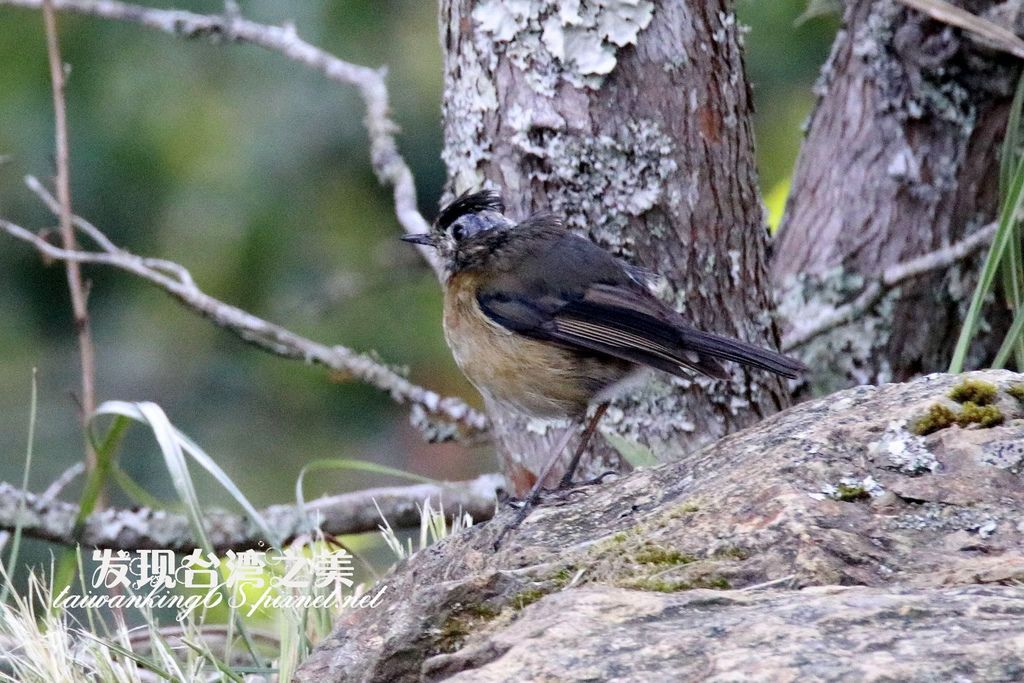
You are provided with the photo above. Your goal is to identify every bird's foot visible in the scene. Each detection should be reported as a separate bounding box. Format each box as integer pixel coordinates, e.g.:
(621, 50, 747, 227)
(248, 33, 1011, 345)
(492, 471, 620, 549)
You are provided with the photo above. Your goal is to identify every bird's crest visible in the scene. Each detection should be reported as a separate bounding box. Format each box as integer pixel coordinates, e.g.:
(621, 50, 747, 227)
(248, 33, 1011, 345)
(435, 190, 505, 232)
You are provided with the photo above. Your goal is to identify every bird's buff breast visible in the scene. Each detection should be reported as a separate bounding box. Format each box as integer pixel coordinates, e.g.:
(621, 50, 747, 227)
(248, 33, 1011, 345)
(443, 272, 623, 418)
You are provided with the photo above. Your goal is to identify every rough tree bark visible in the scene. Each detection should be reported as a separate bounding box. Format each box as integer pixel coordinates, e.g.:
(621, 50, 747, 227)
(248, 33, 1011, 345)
(774, 0, 1022, 394)
(439, 0, 790, 494)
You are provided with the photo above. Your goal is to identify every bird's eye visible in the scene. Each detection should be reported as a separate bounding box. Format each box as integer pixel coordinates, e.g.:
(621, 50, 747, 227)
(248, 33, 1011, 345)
(450, 215, 480, 241)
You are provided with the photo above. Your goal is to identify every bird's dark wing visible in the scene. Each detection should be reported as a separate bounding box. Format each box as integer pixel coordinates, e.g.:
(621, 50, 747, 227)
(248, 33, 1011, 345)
(477, 230, 805, 380)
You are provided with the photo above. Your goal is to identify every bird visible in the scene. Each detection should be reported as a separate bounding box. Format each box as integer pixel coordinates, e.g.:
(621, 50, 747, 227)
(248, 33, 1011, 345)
(402, 189, 806, 544)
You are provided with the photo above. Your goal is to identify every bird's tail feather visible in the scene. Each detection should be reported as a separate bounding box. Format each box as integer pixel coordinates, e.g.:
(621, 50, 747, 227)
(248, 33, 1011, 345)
(680, 329, 806, 379)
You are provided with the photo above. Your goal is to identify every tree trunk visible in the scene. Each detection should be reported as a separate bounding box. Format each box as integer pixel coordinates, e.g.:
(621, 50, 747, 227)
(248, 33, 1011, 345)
(439, 0, 789, 494)
(774, 0, 1021, 394)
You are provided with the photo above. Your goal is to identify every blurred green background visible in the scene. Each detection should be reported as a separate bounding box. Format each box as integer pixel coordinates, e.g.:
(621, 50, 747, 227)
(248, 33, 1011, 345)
(0, 1, 837, 538)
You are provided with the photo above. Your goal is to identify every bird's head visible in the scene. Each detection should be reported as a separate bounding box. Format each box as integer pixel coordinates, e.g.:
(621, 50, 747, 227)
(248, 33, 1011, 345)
(401, 189, 514, 273)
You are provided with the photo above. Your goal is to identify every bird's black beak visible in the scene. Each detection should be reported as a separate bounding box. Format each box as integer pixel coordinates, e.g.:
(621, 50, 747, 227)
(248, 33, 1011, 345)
(400, 233, 437, 247)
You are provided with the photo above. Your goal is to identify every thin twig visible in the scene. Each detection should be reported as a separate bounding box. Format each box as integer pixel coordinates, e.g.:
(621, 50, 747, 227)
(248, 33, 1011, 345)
(41, 0, 98, 468)
(0, 191, 488, 442)
(1, 0, 444, 277)
(783, 222, 999, 350)
(0, 474, 503, 553)
(39, 462, 85, 503)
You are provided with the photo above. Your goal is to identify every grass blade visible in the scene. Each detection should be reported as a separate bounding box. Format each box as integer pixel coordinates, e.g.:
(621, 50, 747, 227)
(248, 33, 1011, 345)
(91, 400, 268, 667)
(94, 400, 281, 548)
(51, 413, 130, 599)
(1000, 74, 1024, 197)
(993, 306, 1024, 368)
(999, 74, 1024, 368)
(109, 464, 176, 510)
(1, 369, 39, 605)
(76, 630, 174, 681)
(294, 458, 435, 529)
(949, 151, 1024, 372)
(179, 637, 248, 683)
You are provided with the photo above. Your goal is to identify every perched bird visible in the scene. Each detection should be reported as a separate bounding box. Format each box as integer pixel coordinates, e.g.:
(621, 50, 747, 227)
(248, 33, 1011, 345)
(403, 190, 805, 541)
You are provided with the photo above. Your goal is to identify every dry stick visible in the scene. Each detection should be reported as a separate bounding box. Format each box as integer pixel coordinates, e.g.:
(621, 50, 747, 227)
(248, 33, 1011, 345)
(0, 197, 488, 441)
(41, 0, 98, 470)
(783, 222, 999, 351)
(1, 0, 444, 278)
(0, 474, 503, 553)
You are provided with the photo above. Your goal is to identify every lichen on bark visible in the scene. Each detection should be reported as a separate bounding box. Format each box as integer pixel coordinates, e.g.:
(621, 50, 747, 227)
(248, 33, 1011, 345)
(471, 0, 655, 92)
(774, 0, 1021, 389)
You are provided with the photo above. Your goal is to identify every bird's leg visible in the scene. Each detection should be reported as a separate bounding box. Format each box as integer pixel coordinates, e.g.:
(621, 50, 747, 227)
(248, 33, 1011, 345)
(491, 421, 578, 550)
(492, 403, 613, 550)
(558, 401, 610, 489)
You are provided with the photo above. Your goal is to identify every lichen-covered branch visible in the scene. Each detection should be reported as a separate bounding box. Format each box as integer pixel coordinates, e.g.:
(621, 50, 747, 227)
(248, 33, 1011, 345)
(0, 0, 444, 277)
(0, 474, 503, 553)
(783, 221, 999, 350)
(1, 179, 489, 442)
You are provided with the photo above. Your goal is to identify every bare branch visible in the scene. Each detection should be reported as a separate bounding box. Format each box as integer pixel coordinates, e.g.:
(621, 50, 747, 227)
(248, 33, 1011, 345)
(0, 193, 489, 442)
(41, 0, 98, 469)
(0, 474, 503, 553)
(783, 222, 999, 351)
(1, 0, 444, 277)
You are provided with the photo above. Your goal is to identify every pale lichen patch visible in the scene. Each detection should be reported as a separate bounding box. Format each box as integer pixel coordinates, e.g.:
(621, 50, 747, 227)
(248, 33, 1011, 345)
(869, 419, 937, 475)
(472, 0, 655, 92)
(508, 117, 677, 255)
(776, 269, 897, 393)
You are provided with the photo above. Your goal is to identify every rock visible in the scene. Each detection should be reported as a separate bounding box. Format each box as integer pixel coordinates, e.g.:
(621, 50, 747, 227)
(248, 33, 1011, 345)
(425, 586, 1024, 682)
(296, 371, 1024, 682)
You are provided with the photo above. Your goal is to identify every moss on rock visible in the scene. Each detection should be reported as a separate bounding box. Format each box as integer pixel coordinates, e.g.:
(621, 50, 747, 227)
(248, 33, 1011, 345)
(948, 379, 999, 406)
(912, 404, 958, 435)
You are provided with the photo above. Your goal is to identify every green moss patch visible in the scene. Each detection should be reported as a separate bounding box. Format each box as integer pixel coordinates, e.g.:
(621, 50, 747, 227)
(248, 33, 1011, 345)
(623, 575, 732, 593)
(633, 545, 697, 566)
(437, 617, 471, 653)
(912, 404, 958, 435)
(912, 401, 1004, 435)
(712, 546, 751, 561)
(435, 602, 503, 653)
(957, 402, 1004, 428)
(1007, 383, 1024, 402)
(835, 484, 871, 502)
(948, 379, 998, 405)
(512, 587, 549, 610)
